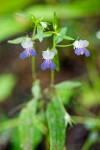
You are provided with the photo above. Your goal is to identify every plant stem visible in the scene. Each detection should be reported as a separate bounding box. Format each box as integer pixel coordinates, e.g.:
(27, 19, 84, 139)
(32, 24, 36, 38)
(32, 57, 36, 80)
(51, 70, 55, 86)
(53, 34, 56, 48)
(72, 116, 100, 125)
(31, 25, 37, 81)
(50, 35, 56, 87)
(56, 43, 73, 47)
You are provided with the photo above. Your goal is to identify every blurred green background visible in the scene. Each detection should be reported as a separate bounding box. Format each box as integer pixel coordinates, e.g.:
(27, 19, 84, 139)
(0, 0, 100, 150)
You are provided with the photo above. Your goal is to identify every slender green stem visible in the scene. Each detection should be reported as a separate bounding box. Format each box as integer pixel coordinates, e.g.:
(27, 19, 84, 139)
(50, 34, 56, 87)
(32, 24, 36, 38)
(51, 70, 55, 86)
(72, 116, 100, 125)
(31, 24, 37, 81)
(32, 57, 36, 80)
(56, 43, 73, 47)
(53, 34, 56, 48)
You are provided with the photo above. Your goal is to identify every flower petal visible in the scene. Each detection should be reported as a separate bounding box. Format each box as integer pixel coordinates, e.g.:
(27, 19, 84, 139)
(84, 48, 90, 57)
(41, 60, 49, 70)
(19, 50, 28, 59)
(49, 60, 56, 70)
(73, 40, 89, 48)
(29, 49, 36, 57)
(74, 48, 81, 55)
(21, 38, 33, 49)
(83, 40, 89, 47)
(42, 50, 55, 59)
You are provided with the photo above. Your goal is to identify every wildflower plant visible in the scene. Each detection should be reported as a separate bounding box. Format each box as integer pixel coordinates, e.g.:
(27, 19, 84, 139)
(8, 12, 90, 150)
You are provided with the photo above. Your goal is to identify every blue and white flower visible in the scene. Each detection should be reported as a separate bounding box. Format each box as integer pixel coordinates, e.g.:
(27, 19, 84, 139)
(20, 38, 36, 59)
(41, 50, 56, 70)
(73, 40, 90, 57)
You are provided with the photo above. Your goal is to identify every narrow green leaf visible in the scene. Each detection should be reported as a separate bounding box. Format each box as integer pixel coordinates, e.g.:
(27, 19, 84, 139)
(30, 15, 37, 23)
(55, 81, 81, 89)
(8, 36, 26, 44)
(55, 81, 81, 104)
(55, 27, 67, 44)
(31, 80, 41, 99)
(35, 32, 52, 40)
(0, 118, 18, 132)
(19, 99, 42, 150)
(45, 31, 54, 34)
(42, 33, 52, 38)
(33, 126, 43, 150)
(11, 127, 21, 150)
(64, 35, 75, 40)
(53, 12, 58, 31)
(0, 74, 17, 101)
(46, 98, 66, 150)
(56, 88, 74, 104)
(16, 13, 29, 20)
(37, 25, 44, 42)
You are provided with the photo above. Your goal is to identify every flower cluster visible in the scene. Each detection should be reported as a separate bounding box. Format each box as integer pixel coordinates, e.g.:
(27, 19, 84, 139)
(19, 38, 90, 71)
(20, 38, 56, 70)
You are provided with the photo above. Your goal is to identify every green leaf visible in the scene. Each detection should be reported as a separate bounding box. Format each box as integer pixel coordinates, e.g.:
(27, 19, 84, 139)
(55, 27, 67, 44)
(0, 118, 18, 132)
(1, 0, 100, 41)
(33, 126, 43, 150)
(11, 127, 21, 150)
(35, 32, 52, 39)
(37, 24, 44, 42)
(55, 81, 81, 89)
(42, 33, 53, 38)
(0, 74, 17, 102)
(55, 81, 81, 104)
(19, 99, 42, 150)
(31, 80, 41, 99)
(16, 13, 29, 20)
(52, 49, 60, 71)
(8, 36, 27, 44)
(46, 98, 66, 150)
(56, 88, 74, 104)
(64, 35, 75, 40)
(53, 12, 58, 31)
(45, 31, 54, 34)
(30, 15, 37, 23)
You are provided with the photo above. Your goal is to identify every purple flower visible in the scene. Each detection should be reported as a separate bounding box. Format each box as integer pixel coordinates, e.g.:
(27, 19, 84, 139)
(20, 38, 36, 59)
(73, 40, 90, 57)
(41, 50, 56, 70)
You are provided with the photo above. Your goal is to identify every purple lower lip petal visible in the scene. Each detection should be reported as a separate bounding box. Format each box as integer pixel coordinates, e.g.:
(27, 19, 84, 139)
(41, 60, 49, 70)
(49, 60, 56, 70)
(41, 60, 56, 70)
(19, 50, 28, 59)
(30, 49, 36, 57)
(74, 48, 82, 55)
(84, 48, 90, 57)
